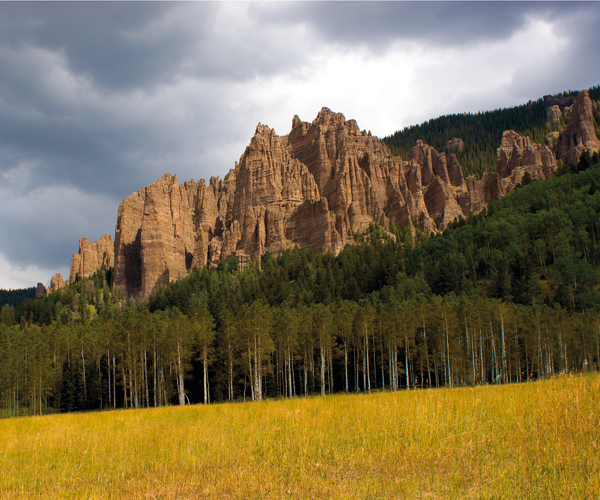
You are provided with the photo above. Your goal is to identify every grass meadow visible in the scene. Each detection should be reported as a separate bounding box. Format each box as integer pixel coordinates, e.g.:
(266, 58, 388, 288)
(0, 374, 598, 499)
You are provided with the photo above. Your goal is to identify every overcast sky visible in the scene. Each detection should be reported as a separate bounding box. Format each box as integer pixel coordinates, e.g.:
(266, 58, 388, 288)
(1, 1, 599, 289)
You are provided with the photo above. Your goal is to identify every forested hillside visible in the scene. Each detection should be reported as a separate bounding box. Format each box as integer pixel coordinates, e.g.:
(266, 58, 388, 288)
(1, 152, 600, 417)
(0, 288, 36, 308)
(383, 85, 600, 177)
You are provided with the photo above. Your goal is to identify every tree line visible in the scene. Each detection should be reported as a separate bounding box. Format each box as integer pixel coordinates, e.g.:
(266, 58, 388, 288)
(0, 287, 35, 308)
(2, 291, 599, 418)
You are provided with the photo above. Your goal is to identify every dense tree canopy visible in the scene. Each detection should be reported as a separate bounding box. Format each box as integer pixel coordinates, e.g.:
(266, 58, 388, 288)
(0, 288, 36, 309)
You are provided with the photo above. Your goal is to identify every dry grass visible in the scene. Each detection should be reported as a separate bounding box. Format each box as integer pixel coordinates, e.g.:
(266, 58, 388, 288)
(1, 374, 599, 499)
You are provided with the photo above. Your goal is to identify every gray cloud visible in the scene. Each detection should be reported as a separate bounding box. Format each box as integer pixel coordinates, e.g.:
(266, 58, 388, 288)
(254, 1, 533, 48)
(0, 2, 315, 93)
(0, 183, 116, 270)
(0, 3, 189, 91)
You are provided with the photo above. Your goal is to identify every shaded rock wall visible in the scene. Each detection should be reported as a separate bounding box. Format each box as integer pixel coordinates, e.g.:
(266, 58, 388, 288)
(69, 234, 114, 284)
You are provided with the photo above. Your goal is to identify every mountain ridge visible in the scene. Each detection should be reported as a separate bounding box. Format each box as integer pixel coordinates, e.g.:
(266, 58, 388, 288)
(49, 88, 600, 300)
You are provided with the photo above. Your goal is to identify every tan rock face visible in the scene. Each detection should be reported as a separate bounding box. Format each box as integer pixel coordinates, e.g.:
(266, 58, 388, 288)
(105, 108, 558, 300)
(546, 105, 563, 130)
(49, 273, 65, 293)
(560, 90, 600, 164)
(497, 130, 557, 179)
(68, 234, 114, 284)
(113, 174, 197, 299)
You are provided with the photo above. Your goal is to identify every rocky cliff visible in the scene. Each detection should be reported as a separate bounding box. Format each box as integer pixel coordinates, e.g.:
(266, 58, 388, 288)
(69, 234, 114, 284)
(110, 108, 564, 299)
(50, 93, 600, 300)
(50, 234, 114, 292)
(34, 282, 46, 299)
(496, 130, 557, 179)
(559, 90, 600, 163)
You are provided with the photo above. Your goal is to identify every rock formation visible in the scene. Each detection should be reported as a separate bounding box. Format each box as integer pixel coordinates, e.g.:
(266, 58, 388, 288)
(112, 175, 196, 299)
(49, 273, 65, 294)
(446, 137, 464, 153)
(109, 108, 559, 300)
(560, 90, 600, 164)
(497, 130, 557, 179)
(464, 130, 558, 214)
(47, 235, 114, 294)
(34, 283, 46, 299)
(546, 105, 562, 128)
(543, 94, 575, 109)
(69, 235, 114, 284)
(54, 82, 600, 301)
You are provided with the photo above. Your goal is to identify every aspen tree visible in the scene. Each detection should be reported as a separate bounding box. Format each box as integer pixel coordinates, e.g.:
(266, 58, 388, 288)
(274, 306, 299, 398)
(236, 301, 273, 401)
(498, 302, 507, 383)
(355, 303, 375, 393)
(297, 305, 314, 396)
(220, 311, 237, 401)
(312, 304, 333, 396)
(382, 300, 400, 392)
(419, 302, 432, 388)
(167, 308, 193, 406)
(399, 300, 418, 390)
(336, 300, 358, 393)
(191, 304, 215, 404)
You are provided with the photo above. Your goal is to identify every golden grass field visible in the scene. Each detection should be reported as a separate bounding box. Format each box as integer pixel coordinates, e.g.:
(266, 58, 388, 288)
(1, 374, 599, 499)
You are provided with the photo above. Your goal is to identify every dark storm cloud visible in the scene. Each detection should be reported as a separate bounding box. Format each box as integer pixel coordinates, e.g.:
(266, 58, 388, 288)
(0, 2, 313, 93)
(0, 2, 192, 91)
(256, 2, 599, 55)
(255, 1, 530, 48)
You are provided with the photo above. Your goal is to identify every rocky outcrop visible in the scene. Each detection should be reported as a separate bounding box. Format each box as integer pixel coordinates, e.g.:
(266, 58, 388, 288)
(112, 175, 196, 299)
(446, 138, 464, 153)
(49, 273, 66, 294)
(113, 109, 479, 299)
(464, 131, 557, 214)
(546, 105, 563, 130)
(406, 140, 469, 230)
(34, 99, 569, 301)
(497, 130, 557, 179)
(560, 90, 600, 164)
(68, 234, 114, 284)
(110, 108, 560, 300)
(34, 283, 46, 299)
(543, 94, 575, 109)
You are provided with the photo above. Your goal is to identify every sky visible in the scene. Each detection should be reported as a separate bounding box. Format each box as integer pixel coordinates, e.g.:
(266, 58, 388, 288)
(1, 1, 599, 290)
